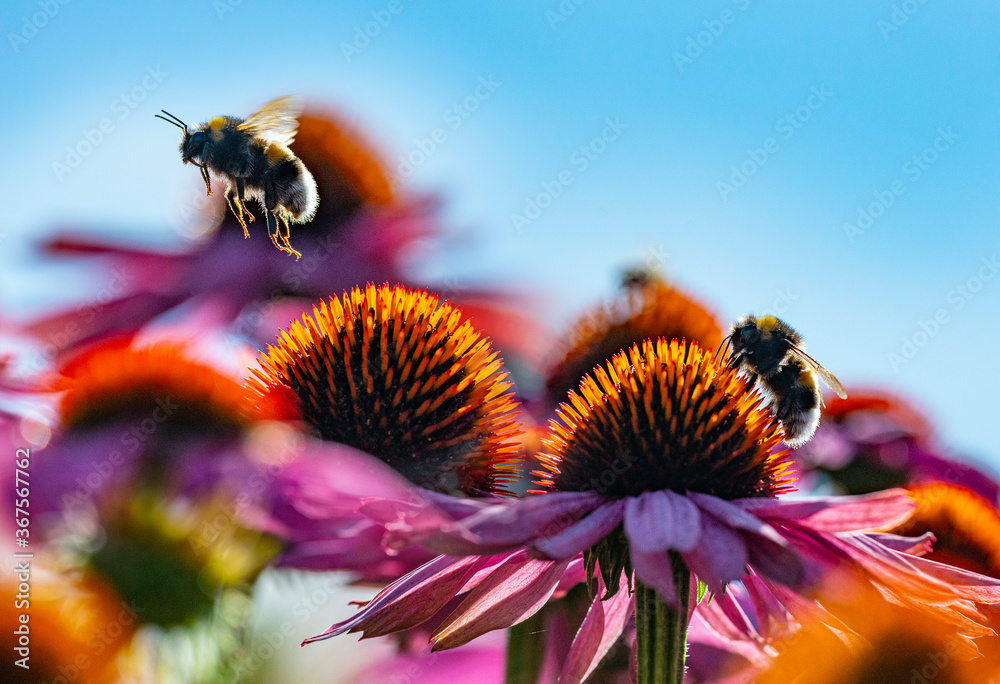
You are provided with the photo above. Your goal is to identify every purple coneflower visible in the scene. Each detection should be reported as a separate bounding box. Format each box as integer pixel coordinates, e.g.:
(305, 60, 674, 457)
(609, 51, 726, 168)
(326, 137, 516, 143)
(309, 339, 1000, 683)
(244, 283, 524, 581)
(28, 336, 290, 520)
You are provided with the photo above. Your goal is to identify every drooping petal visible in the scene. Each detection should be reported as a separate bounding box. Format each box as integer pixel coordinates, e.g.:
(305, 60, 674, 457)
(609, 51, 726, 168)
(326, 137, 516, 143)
(681, 514, 748, 593)
(844, 533, 1000, 604)
(867, 531, 934, 555)
(431, 553, 571, 650)
(428, 492, 605, 556)
(743, 532, 805, 588)
(631, 546, 680, 606)
(688, 492, 785, 547)
(558, 575, 634, 684)
(689, 492, 804, 588)
(533, 500, 626, 559)
(695, 589, 763, 645)
(742, 569, 790, 639)
(738, 489, 916, 532)
(305, 554, 489, 643)
(553, 557, 588, 599)
(623, 490, 702, 554)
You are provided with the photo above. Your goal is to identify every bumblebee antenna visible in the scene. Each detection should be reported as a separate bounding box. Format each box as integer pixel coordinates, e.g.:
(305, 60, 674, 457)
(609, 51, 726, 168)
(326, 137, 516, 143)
(155, 110, 188, 131)
(714, 334, 732, 362)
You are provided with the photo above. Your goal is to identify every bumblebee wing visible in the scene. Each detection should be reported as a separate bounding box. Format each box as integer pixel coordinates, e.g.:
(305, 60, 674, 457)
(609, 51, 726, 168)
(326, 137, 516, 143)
(237, 96, 303, 146)
(787, 344, 848, 399)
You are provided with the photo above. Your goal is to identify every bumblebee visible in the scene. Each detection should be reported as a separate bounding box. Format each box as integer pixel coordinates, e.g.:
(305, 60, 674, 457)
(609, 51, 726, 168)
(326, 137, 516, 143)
(620, 265, 659, 290)
(156, 96, 318, 259)
(719, 315, 847, 447)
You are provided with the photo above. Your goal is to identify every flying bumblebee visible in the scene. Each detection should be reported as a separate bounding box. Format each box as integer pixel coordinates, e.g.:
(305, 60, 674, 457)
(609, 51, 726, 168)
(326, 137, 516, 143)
(719, 315, 847, 447)
(156, 96, 318, 259)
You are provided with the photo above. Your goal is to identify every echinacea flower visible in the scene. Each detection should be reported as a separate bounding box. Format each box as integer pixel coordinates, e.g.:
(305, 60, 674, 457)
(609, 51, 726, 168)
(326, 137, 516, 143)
(29, 337, 288, 519)
(53, 490, 277, 683)
(793, 389, 999, 503)
(543, 270, 724, 407)
(245, 284, 523, 580)
(887, 482, 1000, 578)
(308, 339, 985, 683)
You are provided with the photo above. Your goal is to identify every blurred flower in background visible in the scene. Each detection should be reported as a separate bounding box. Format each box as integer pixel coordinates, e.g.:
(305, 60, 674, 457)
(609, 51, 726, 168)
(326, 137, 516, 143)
(753, 584, 995, 684)
(541, 268, 724, 414)
(22, 108, 548, 392)
(793, 390, 999, 502)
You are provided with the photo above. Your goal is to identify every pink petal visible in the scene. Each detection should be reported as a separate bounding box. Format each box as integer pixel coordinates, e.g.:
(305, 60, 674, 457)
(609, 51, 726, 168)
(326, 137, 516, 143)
(553, 557, 588, 599)
(559, 576, 634, 684)
(742, 569, 789, 639)
(739, 489, 915, 532)
(444, 492, 605, 547)
(689, 493, 804, 588)
(533, 500, 626, 559)
(426, 492, 604, 556)
(432, 554, 571, 650)
(304, 554, 486, 643)
(695, 589, 762, 645)
(681, 515, 748, 593)
(855, 534, 1000, 603)
(632, 546, 680, 606)
(867, 531, 934, 555)
(623, 490, 702, 554)
(289, 444, 422, 502)
(688, 493, 785, 547)
(743, 532, 805, 588)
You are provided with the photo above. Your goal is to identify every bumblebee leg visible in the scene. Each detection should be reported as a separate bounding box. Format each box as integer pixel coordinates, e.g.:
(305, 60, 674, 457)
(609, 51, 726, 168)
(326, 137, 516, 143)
(199, 165, 213, 196)
(264, 181, 291, 255)
(236, 178, 254, 225)
(266, 212, 285, 252)
(224, 185, 249, 236)
(279, 216, 301, 259)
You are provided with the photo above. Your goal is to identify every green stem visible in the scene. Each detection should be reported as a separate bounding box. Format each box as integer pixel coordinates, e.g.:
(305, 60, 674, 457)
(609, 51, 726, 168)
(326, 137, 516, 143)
(635, 552, 690, 684)
(505, 608, 548, 684)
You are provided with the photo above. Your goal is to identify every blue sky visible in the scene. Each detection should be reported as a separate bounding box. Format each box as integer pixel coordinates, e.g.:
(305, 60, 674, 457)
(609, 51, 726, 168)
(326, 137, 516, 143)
(2, 0, 999, 469)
